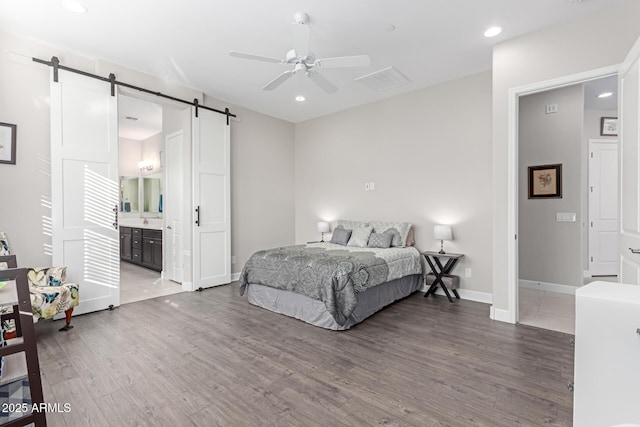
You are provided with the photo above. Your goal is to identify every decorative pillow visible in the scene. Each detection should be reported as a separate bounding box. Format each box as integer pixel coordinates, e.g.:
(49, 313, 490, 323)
(0, 262, 7, 270)
(330, 228, 352, 246)
(0, 232, 9, 256)
(367, 233, 393, 249)
(347, 226, 373, 248)
(27, 267, 67, 288)
(337, 220, 369, 230)
(371, 221, 412, 248)
(406, 226, 415, 246)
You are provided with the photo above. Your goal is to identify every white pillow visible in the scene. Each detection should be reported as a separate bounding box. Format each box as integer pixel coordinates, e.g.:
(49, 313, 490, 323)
(337, 219, 369, 230)
(347, 226, 373, 248)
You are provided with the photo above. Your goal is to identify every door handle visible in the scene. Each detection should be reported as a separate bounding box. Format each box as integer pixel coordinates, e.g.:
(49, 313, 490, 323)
(167, 226, 172, 230)
(113, 204, 118, 230)
(629, 248, 640, 254)
(195, 206, 200, 227)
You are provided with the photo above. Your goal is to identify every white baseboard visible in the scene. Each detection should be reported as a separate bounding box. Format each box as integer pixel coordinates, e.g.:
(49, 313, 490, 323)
(182, 281, 194, 292)
(519, 279, 578, 295)
(490, 306, 514, 323)
(231, 272, 240, 282)
(420, 284, 492, 304)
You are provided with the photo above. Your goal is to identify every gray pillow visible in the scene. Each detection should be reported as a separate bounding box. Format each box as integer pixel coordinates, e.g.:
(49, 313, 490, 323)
(330, 227, 352, 246)
(367, 232, 393, 249)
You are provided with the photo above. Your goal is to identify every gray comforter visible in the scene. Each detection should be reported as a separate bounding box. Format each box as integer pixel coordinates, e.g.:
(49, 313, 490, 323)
(239, 245, 393, 326)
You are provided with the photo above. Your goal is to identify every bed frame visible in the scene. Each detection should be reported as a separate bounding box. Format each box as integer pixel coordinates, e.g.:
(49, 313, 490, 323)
(246, 274, 422, 330)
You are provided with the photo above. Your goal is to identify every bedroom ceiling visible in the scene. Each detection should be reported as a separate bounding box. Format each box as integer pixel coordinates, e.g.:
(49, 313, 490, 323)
(0, 0, 626, 123)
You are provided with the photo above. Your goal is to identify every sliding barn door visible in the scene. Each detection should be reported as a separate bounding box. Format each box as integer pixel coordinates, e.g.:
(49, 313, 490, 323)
(619, 35, 640, 285)
(192, 108, 230, 289)
(51, 69, 120, 315)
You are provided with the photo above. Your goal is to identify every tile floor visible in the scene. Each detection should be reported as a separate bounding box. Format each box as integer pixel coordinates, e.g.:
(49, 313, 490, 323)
(518, 276, 618, 335)
(519, 288, 576, 335)
(119, 261, 183, 304)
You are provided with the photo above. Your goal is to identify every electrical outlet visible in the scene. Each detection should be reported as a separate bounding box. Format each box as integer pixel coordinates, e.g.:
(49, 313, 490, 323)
(369, 182, 375, 191)
(364, 183, 370, 191)
(545, 104, 558, 114)
(465, 268, 472, 278)
(231, 256, 236, 264)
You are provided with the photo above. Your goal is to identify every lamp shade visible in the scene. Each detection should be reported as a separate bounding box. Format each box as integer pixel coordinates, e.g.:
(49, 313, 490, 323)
(317, 221, 331, 233)
(433, 224, 452, 241)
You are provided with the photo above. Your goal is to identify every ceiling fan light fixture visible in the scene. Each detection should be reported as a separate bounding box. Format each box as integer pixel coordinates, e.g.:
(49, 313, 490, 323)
(484, 26, 502, 38)
(61, 0, 88, 13)
(295, 95, 306, 102)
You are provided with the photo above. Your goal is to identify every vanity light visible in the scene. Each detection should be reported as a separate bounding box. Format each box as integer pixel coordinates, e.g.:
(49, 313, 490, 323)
(137, 160, 153, 171)
(484, 26, 502, 38)
(295, 95, 306, 102)
(61, 0, 88, 13)
(598, 92, 613, 98)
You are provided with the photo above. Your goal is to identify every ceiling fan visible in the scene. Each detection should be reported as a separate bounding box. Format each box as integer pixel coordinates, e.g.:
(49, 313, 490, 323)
(229, 12, 370, 94)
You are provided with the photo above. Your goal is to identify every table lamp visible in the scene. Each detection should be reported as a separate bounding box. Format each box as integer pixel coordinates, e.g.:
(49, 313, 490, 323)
(433, 224, 452, 254)
(317, 221, 331, 242)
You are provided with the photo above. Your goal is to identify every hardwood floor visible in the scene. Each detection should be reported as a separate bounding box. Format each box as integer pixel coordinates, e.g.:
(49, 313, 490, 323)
(33, 284, 574, 426)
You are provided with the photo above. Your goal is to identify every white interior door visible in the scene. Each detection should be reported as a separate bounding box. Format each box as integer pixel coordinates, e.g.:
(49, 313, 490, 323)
(51, 69, 120, 315)
(192, 108, 230, 289)
(619, 35, 640, 285)
(165, 130, 184, 283)
(589, 140, 619, 276)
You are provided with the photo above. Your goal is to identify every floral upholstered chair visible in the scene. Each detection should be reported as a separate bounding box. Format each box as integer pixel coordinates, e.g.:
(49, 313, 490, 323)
(0, 233, 79, 333)
(26, 266, 79, 331)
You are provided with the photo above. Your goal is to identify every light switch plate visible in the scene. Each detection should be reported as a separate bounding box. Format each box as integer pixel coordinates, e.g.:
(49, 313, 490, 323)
(556, 212, 576, 222)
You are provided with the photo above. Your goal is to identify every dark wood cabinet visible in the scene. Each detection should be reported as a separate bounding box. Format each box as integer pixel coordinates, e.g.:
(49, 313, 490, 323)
(142, 229, 162, 271)
(120, 227, 132, 261)
(120, 227, 162, 272)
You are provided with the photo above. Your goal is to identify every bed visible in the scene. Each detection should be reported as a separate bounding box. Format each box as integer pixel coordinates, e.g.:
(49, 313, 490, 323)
(239, 220, 423, 330)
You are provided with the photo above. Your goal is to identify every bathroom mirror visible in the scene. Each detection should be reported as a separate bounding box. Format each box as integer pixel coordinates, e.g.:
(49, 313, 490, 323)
(120, 176, 139, 213)
(142, 173, 163, 217)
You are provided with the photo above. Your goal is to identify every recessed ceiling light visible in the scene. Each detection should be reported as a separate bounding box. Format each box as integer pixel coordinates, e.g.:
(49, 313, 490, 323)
(598, 92, 613, 98)
(61, 0, 88, 13)
(295, 95, 306, 102)
(484, 26, 502, 38)
(385, 25, 396, 32)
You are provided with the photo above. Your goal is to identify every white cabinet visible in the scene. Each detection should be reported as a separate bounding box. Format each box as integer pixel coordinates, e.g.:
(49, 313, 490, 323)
(574, 281, 640, 426)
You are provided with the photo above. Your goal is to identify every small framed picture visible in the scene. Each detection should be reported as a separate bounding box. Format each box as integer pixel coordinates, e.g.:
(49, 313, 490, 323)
(0, 122, 16, 165)
(600, 117, 618, 136)
(528, 164, 562, 199)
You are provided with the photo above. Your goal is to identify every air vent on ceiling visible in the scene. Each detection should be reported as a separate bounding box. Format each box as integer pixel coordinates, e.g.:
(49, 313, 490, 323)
(356, 66, 412, 92)
(123, 116, 139, 121)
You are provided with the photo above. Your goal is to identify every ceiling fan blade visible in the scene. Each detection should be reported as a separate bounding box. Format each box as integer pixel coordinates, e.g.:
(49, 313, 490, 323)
(307, 71, 338, 94)
(262, 70, 294, 91)
(314, 55, 371, 69)
(229, 51, 282, 64)
(292, 23, 310, 57)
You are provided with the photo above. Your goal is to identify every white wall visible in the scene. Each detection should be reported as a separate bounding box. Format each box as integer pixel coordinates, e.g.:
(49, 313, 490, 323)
(491, 0, 640, 311)
(225, 103, 295, 275)
(0, 31, 295, 278)
(295, 71, 493, 295)
(118, 137, 141, 177)
(140, 132, 163, 176)
(518, 84, 584, 287)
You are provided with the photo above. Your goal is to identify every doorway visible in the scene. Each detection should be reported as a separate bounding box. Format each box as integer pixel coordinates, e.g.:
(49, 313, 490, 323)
(117, 94, 185, 304)
(516, 75, 619, 334)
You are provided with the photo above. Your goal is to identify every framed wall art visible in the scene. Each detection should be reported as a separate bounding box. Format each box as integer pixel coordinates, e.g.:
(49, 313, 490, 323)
(600, 117, 618, 136)
(528, 163, 562, 199)
(0, 122, 16, 165)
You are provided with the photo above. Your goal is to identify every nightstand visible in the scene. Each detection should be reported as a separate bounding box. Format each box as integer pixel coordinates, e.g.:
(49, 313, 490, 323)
(422, 251, 464, 303)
